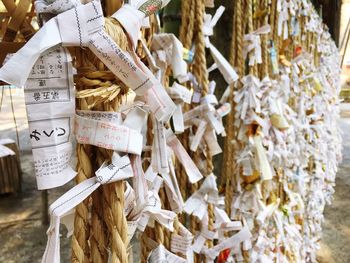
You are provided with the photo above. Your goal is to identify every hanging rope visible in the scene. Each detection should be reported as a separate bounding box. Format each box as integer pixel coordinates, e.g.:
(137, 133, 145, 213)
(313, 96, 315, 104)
(225, 0, 244, 218)
(71, 16, 130, 263)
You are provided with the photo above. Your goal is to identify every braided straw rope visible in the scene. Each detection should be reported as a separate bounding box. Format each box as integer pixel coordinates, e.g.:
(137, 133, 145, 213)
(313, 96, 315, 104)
(206, 149, 215, 251)
(71, 47, 107, 263)
(187, 0, 208, 252)
(103, 19, 129, 263)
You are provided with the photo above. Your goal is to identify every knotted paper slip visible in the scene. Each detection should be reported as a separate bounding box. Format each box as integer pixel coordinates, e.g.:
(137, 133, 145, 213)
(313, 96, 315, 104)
(0, 0, 176, 122)
(42, 154, 133, 263)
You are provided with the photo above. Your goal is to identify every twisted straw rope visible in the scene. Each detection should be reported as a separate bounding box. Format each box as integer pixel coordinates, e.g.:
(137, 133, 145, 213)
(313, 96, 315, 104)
(71, 17, 130, 263)
(225, 0, 243, 218)
(272, 0, 279, 58)
(247, 0, 258, 76)
(77, 70, 122, 263)
(71, 141, 93, 263)
(221, 0, 236, 208)
(178, 0, 197, 219)
(260, 0, 269, 78)
(103, 19, 129, 263)
(140, 227, 154, 263)
(179, 0, 195, 49)
(155, 188, 166, 245)
(140, 118, 154, 262)
(193, 0, 209, 95)
(160, 188, 172, 250)
(193, 1, 215, 260)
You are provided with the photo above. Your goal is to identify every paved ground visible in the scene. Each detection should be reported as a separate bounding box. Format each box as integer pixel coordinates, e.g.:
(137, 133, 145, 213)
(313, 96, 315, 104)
(317, 108, 350, 263)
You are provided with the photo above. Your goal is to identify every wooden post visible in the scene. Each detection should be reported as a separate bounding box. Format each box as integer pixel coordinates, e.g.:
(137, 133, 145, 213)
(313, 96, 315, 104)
(41, 190, 49, 225)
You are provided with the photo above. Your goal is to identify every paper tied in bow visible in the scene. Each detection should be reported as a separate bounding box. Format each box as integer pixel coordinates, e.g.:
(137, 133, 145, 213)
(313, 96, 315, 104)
(234, 75, 264, 121)
(203, 6, 239, 84)
(0, 0, 176, 122)
(243, 25, 271, 66)
(183, 100, 230, 156)
(167, 82, 193, 134)
(42, 153, 133, 263)
(184, 174, 219, 220)
(112, 0, 171, 49)
(151, 33, 189, 83)
(277, 0, 297, 40)
(137, 174, 177, 232)
(0, 1, 105, 88)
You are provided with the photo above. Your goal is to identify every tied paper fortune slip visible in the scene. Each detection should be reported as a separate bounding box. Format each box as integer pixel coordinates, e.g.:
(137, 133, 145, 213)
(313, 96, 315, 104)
(112, 0, 171, 48)
(25, 47, 76, 190)
(42, 154, 133, 263)
(0, 0, 176, 122)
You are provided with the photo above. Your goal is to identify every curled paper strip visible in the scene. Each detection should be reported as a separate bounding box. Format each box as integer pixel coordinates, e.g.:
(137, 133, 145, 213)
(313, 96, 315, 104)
(42, 154, 133, 263)
(164, 155, 185, 213)
(129, 155, 149, 218)
(214, 207, 242, 233)
(165, 129, 203, 183)
(151, 118, 169, 174)
(192, 224, 216, 254)
(277, 0, 292, 40)
(207, 43, 239, 84)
